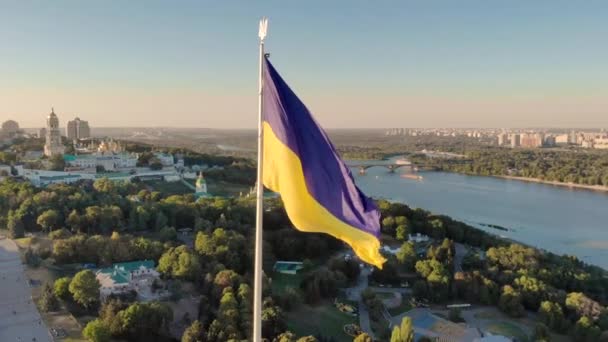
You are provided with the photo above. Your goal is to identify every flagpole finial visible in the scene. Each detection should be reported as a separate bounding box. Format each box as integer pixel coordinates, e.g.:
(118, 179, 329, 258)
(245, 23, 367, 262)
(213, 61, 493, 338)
(258, 17, 268, 42)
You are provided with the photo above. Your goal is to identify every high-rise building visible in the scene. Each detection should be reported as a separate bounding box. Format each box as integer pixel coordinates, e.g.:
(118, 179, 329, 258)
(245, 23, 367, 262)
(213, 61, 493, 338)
(520, 133, 544, 148)
(67, 117, 90, 140)
(497, 133, 508, 146)
(38, 128, 47, 139)
(44, 108, 65, 157)
(510, 134, 520, 148)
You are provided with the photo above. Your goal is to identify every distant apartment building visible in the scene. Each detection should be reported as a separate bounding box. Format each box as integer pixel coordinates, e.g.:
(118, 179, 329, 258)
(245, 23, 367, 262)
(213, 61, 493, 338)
(510, 134, 520, 148)
(544, 135, 556, 147)
(38, 128, 46, 139)
(594, 137, 608, 149)
(555, 134, 569, 145)
(67, 117, 91, 140)
(520, 133, 544, 148)
(497, 133, 509, 146)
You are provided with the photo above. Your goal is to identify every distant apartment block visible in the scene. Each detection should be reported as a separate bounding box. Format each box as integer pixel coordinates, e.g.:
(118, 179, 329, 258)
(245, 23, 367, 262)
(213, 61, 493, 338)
(510, 134, 520, 148)
(67, 117, 91, 140)
(497, 133, 508, 146)
(520, 133, 544, 148)
(593, 137, 608, 149)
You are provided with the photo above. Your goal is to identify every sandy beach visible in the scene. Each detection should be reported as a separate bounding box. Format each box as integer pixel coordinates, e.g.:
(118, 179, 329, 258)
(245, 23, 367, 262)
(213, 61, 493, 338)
(495, 175, 608, 193)
(0, 237, 51, 342)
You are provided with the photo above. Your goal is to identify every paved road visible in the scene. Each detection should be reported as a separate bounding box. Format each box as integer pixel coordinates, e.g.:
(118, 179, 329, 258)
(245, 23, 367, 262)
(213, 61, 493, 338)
(345, 267, 374, 339)
(0, 238, 51, 342)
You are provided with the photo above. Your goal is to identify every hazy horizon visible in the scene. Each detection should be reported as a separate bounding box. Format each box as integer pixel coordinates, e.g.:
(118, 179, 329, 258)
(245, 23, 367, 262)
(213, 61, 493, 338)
(2, 1, 607, 129)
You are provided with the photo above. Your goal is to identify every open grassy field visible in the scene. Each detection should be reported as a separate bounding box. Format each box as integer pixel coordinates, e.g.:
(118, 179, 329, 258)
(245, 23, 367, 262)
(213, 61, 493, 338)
(387, 297, 412, 316)
(486, 321, 529, 342)
(271, 272, 304, 295)
(286, 302, 356, 342)
(146, 180, 193, 195)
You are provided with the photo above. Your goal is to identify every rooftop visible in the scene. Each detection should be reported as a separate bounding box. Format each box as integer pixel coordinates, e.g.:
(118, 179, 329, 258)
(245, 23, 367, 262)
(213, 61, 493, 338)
(96, 260, 155, 284)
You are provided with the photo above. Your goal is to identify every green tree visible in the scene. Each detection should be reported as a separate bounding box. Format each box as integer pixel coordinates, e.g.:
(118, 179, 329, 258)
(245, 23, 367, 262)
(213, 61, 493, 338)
(7, 210, 25, 238)
(396, 241, 417, 271)
(69, 270, 100, 308)
(395, 216, 410, 240)
(157, 245, 202, 281)
(572, 316, 601, 342)
(37, 209, 59, 232)
(93, 178, 115, 193)
(66, 209, 82, 232)
(49, 154, 65, 171)
(159, 226, 177, 242)
(382, 216, 396, 235)
(39, 282, 60, 312)
(114, 302, 173, 339)
(354, 333, 373, 342)
(83, 319, 111, 342)
(539, 301, 567, 333)
(390, 316, 414, 342)
(532, 323, 550, 342)
(182, 320, 205, 342)
(155, 212, 169, 230)
(217, 288, 241, 340)
(514, 275, 547, 311)
(238, 283, 253, 338)
(566, 292, 602, 320)
(262, 298, 286, 339)
(53, 276, 72, 299)
(498, 285, 525, 318)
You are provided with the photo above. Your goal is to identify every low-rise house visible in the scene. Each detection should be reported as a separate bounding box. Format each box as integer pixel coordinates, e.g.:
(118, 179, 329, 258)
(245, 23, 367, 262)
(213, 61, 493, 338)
(273, 261, 304, 275)
(96, 260, 161, 301)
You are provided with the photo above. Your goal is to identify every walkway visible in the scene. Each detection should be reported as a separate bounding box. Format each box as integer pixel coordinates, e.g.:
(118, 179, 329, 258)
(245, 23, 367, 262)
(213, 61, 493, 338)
(345, 267, 374, 339)
(0, 237, 51, 342)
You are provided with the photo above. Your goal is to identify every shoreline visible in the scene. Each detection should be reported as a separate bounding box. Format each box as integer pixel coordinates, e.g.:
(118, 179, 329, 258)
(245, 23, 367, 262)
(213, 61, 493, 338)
(493, 175, 608, 193)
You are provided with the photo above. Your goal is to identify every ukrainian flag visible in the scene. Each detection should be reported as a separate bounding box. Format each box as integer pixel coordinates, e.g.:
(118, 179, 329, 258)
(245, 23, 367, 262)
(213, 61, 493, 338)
(262, 56, 386, 268)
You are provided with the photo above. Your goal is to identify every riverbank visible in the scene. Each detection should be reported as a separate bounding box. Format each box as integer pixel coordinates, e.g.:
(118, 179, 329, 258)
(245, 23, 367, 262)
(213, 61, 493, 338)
(494, 175, 608, 193)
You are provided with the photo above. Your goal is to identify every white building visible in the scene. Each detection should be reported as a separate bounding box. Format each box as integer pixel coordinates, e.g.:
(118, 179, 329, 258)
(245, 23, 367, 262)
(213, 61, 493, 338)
(64, 152, 138, 171)
(23, 169, 86, 187)
(594, 137, 608, 149)
(409, 233, 430, 243)
(96, 260, 160, 301)
(155, 153, 175, 166)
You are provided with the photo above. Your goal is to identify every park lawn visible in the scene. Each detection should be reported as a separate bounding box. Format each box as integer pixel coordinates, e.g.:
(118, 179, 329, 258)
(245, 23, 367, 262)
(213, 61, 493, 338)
(271, 272, 304, 295)
(486, 321, 529, 342)
(473, 310, 500, 320)
(286, 302, 355, 342)
(374, 291, 395, 300)
(14, 236, 33, 248)
(146, 180, 193, 195)
(207, 181, 250, 197)
(388, 298, 412, 316)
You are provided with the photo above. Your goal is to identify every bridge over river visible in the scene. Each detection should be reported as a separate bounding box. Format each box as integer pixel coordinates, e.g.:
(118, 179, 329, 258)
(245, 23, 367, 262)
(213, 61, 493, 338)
(345, 157, 471, 175)
(345, 160, 415, 174)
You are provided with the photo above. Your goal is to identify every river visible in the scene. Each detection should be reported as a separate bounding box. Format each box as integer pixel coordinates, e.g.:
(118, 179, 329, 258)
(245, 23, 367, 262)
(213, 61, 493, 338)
(350, 162, 608, 270)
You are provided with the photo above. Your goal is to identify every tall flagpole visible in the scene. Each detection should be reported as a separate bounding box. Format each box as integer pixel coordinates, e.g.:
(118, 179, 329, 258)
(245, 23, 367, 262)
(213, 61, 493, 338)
(253, 16, 268, 342)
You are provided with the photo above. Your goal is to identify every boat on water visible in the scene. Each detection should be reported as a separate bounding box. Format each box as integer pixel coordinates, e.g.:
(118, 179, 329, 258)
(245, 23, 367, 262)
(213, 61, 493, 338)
(395, 158, 410, 165)
(401, 173, 423, 181)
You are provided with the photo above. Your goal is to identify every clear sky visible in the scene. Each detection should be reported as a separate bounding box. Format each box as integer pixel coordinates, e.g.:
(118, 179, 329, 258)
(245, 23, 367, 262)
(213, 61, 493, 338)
(1, 1, 607, 129)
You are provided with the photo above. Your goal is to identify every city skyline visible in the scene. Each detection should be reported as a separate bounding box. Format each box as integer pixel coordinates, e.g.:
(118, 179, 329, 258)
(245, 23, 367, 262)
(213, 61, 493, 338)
(2, 1, 608, 128)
